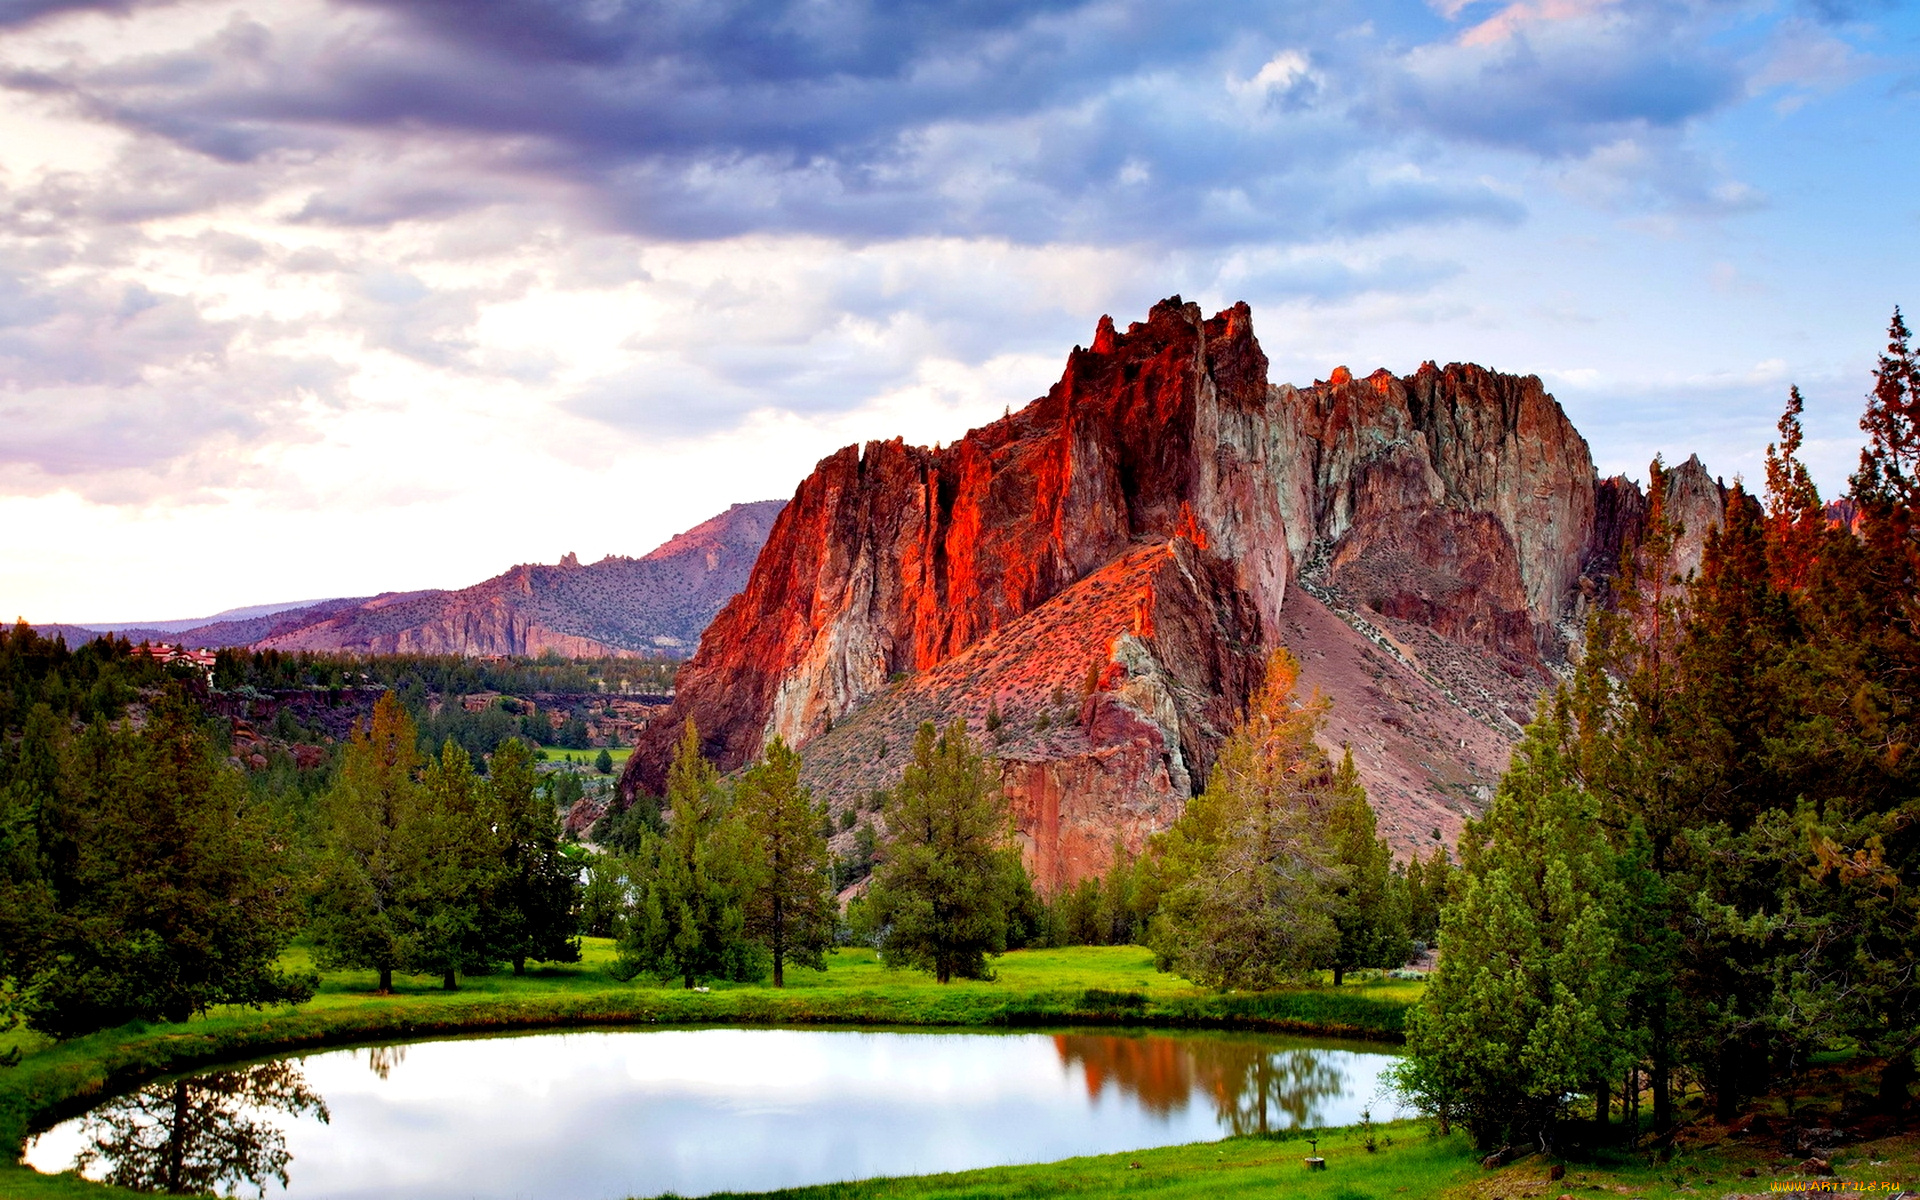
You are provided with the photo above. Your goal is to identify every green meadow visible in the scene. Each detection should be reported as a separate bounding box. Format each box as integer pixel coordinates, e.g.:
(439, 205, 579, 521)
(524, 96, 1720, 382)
(549, 746, 633, 770)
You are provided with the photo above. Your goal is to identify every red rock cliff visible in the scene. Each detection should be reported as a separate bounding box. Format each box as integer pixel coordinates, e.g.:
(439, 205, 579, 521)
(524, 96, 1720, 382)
(620, 298, 1690, 884)
(625, 298, 1290, 795)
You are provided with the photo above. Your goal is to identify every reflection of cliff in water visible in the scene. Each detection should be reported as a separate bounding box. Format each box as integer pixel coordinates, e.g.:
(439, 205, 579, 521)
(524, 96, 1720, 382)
(1053, 1035, 1346, 1134)
(70, 1061, 328, 1196)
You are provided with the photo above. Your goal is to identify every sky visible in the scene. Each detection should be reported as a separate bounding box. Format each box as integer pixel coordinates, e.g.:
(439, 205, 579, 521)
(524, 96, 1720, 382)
(1, 0, 1916, 623)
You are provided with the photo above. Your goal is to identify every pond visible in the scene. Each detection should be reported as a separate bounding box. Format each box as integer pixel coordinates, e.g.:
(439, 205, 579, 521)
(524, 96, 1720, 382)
(25, 1027, 1406, 1200)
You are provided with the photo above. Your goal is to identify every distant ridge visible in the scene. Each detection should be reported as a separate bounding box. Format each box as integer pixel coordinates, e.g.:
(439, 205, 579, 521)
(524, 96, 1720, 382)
(76, 598, 346, 635)
(28, 500, 786, 659)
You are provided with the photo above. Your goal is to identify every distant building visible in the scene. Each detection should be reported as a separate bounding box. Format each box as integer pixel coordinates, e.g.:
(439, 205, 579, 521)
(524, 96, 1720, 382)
(130, 643, 218, 679)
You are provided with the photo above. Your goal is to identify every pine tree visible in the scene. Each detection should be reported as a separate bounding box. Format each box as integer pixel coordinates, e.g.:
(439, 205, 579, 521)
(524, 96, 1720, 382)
(489, 737, 581, 976)
(1763, 386, 1828, 589)
(1150, 651, 1339, 989)
(399, 740, 504, 990)
(615, 721, 755, 988)
(1853, 307, 1920, 515)
(1404, 844, 1453, 946)
(1325, 748, 1409, 984)
(1398, 706, 1630, 1152)
(24, 689, 314, 1036)
(312, 693, 421, 994)
(734, 736, 833, 986)
(865, 720, 1024, 983)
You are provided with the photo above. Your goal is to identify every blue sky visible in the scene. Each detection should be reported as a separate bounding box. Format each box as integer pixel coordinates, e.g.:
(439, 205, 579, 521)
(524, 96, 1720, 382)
(1, 0, 1915, 621)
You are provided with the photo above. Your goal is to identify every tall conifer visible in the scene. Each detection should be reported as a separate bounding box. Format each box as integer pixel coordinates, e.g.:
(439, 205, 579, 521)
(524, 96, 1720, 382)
(312, 693, 421, 994)
(1399, 707, 1630, 1151)
(735, 736, 833, 986)
(865, 720, 1023, 983)
(490, 737, 581, 975)
(616, 721, 754, 988)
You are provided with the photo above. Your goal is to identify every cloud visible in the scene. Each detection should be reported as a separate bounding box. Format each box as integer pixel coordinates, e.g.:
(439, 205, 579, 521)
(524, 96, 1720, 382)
(0, 255, 345, 500)
(1378, 2, 1743, 158)
(0, 0, 1882, 517)
(0, 0, 169, 28)
(0, 0, 1544, 248)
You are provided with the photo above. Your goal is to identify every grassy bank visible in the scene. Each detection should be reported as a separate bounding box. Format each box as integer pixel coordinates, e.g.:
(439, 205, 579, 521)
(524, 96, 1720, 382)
(689, 1120, 1485, 1200)
(709, 1122, 1920, 1200)
(1, 942, 1416, 1200)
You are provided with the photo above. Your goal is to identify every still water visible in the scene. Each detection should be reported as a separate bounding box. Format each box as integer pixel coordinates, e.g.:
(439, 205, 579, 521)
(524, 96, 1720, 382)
(26, 1027, 1404, 1200)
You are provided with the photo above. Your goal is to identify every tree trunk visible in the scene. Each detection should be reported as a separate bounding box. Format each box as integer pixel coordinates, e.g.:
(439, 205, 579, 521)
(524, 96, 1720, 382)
(1333, 964, 1345, 986)
(442, 968, 457, 991)
(1592, 1077, 1611, 1142)
(772, 900, 785, 989)
(377, 966, 393, 994)
(1879, 1049, 1916, 1113)
(1653, 1025, 1674, 1133)
(1624, 1067, 1639, 1149)
(167, 1079, 188, 1194)
(1653, 1064, 1672, 1133)
(684, 972, 695, 990)
(513, 956, 525, 976)
(1713, 1044, 1740, 1123)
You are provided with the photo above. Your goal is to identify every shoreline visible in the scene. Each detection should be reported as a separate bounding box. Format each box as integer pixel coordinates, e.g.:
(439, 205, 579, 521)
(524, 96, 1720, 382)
(1, 946, 1416, 1200)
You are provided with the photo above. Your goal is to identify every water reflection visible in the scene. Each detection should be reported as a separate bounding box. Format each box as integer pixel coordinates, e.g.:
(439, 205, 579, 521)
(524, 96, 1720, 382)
(1055, 1034, 1348, 1134)
(69, 1061, 328, 1197)
(31, 1029, 1398, 1200)
(360, 1045, 405, 1081)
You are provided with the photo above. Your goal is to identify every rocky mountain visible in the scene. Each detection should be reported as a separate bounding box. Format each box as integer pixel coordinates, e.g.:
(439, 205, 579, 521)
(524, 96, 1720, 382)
(37, 501, 785, 660)
(620, 297, 1720, 890)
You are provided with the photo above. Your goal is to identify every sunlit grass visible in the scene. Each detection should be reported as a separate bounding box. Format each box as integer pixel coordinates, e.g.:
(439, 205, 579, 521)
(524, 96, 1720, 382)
(682, 1120, 1483, 1200)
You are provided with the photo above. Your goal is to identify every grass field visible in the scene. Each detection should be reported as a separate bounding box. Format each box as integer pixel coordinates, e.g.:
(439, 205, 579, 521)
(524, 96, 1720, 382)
(3, 946, 1914, 1200)
(548, 746, 632, 770)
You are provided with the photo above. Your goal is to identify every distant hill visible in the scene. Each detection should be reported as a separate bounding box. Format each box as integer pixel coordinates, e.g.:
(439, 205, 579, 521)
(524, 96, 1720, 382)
(30, 501, 785, 659)
(76, 598, 345, 635)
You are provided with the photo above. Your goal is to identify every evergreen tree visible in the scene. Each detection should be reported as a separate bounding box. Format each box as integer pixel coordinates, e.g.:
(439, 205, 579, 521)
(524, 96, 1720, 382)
(398, 740, 502, 990)
(615, 721, 756, 987)
(1150, 651, 1339, 989)
(865, 720, 1024, 983)
(1325, 747, 1409, 984)
(734, 736, 834, 986)
(1398, 706, 1630, 1152)
(0, 704, 61, 1046)
(1853, 307, 1920, 514)
(489, 737, 581, 975)
(1404, 844, 1454, 946)
(1094, 844, 1158, 946)
(22, 689, 314, 1036)
(579, 854, 630, 940)
(312, 693, 420, 993)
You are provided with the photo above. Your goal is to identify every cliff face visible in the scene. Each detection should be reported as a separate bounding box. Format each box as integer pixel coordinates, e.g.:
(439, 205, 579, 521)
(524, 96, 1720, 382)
(1272, 363, 1597, 668)
(621, 298, 1696, 883)
(795, 539, 1265, 892)
(627, 299, 1291, 795)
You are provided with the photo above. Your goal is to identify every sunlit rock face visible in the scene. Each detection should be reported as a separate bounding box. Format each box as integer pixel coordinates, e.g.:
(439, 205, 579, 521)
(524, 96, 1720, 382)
(620, 298, 1700, 886)
(625, 299, 1288, 799)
